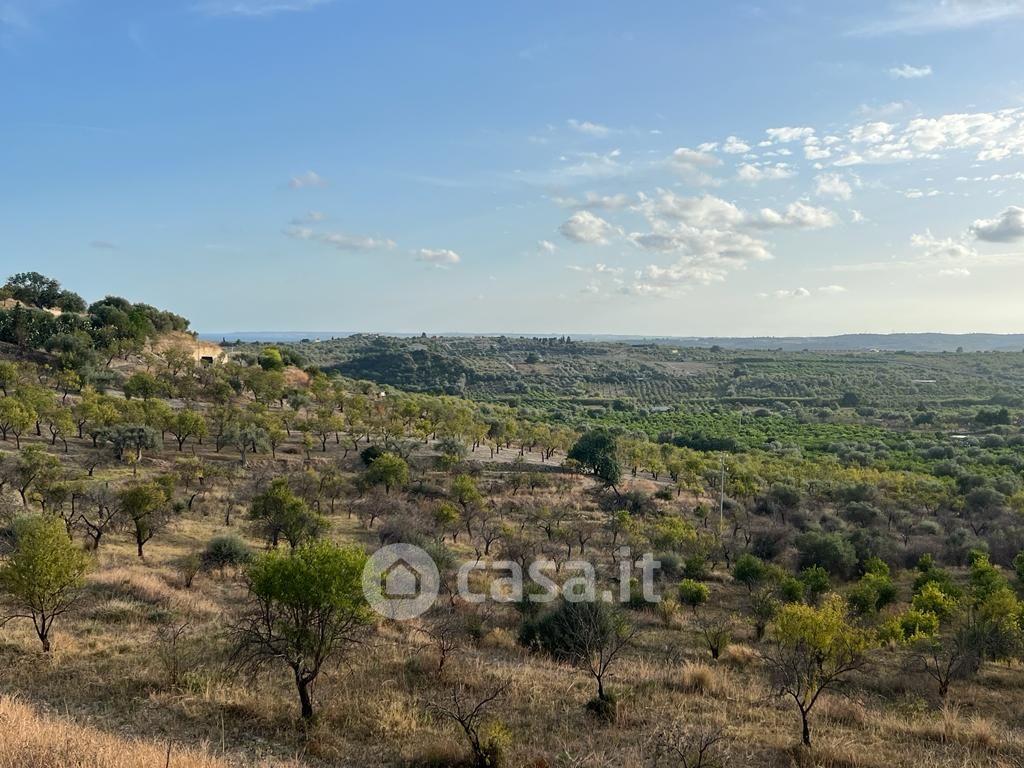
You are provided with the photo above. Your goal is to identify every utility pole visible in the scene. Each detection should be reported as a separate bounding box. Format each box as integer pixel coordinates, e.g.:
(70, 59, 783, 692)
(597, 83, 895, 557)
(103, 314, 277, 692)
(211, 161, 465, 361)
(718, 453, 726, 536)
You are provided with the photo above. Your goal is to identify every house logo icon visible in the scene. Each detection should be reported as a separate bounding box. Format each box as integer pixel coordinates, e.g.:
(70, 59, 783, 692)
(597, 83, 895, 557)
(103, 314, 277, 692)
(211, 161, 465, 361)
(362, 543, 440, 620)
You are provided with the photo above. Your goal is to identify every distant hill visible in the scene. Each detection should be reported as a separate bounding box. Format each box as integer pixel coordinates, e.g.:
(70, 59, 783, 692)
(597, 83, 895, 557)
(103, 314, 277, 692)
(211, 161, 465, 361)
(645, 333, 1024, 353)
(201, 331, 1024, 353)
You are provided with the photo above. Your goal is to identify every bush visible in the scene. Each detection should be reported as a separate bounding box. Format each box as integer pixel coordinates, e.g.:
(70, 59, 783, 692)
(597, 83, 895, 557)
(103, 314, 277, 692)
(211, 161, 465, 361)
(778, 576, 806, 604)
(201, 534, 253, 575)
(478, 721, 512, 765)
(678, 579, 710, 612)
(912, 581, 960, 622)
(177, 551, 202, 588)
(732, 553, 767, 592)
(360, 445, 384, 466)
(798, 566, 831, 601)
(795, 532, 857, 579)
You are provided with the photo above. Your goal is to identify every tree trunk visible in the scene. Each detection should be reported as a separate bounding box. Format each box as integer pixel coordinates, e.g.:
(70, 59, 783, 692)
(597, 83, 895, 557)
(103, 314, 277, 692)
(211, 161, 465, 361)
(296, 672, 314, 720)
(801, 709, 811, 747)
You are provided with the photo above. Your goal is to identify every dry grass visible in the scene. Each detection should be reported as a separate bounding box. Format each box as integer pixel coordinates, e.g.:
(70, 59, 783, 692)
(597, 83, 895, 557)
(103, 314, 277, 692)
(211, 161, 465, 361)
(0, 695, 298, 768)
(3, 430, 1024, 767)
(678, 662, 724, 696)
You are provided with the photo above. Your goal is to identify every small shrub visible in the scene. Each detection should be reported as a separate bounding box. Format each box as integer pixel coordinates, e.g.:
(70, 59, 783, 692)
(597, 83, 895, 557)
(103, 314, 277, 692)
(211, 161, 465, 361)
(656, 598, 680, 628)
(799, 565, 831, 601)
(201, 534, 252, 576)
(678, 579, 710, 612)
(176, 552, 202, 589)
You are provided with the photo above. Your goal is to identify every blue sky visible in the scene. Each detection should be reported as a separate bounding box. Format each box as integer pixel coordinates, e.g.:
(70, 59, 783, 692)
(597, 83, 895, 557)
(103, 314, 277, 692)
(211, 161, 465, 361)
(3, 0, 1024, 335)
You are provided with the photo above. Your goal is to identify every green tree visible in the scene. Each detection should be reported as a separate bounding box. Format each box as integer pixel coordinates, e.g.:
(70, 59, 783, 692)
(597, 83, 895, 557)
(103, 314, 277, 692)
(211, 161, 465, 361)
(0, 396, 35, 449)
(118, 482, 171, 557)
(257, 346, 285, 371)
(123, 371, 161, 400)
(0, 515, 91, 652)
(232, 540, 371, 720)
(567, 429, 622, 489)
(168, 409, 208, 451)
(529, 599, 637, 703)
(763, 594, 875, 747)
(732, 553, 767, 593)
(678, 579, 710, 613)
(3, 272, 62, 308)
(0, 360, 19, 396)
(249, 478, 328, 548)
(11, 445, 60, 507)
(364, 452, 409, 495)
(450, 474, 482, 512)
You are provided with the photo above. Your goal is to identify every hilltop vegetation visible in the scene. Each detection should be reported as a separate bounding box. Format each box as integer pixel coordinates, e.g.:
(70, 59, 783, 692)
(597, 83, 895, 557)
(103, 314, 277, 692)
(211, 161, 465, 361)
(1, 275, 1024, 766)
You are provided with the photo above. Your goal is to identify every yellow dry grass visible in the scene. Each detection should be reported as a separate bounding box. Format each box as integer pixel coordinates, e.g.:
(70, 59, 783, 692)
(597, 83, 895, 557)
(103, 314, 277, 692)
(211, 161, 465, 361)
(0, 695, 299, 768)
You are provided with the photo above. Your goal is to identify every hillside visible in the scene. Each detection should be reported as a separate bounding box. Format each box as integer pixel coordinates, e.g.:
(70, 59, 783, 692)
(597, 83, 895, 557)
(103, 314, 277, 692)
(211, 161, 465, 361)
(2, 274, 1024, 767)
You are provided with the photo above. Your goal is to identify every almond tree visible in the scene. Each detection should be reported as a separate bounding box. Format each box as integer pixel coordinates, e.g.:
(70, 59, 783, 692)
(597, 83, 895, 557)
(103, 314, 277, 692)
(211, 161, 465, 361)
(763, 594, 874, 747)
(232, 541, 370, 720)
(0, 515, 91, 652)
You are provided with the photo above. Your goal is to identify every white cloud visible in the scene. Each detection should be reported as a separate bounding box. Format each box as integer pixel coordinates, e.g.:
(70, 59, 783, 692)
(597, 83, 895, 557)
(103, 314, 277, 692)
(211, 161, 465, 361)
(667, 146, 722, 185)
(754, 202, 838, 230)
(938, 267, 972, 277)
(805, 144, 833, 161)
(634, 191, 746, 229)
(910, 230, 978, 263)
(619, 192, 841, 297)
(822, 108, 1024, 166)
(737, 162, 796, 183)
(284, 225, 395, 251)
(818, 284, 847, 294)
(889, 63, 933, 79)
(415, 248, 461, 267)
(568, 119, 611, 137)
(774, 287, 812, 299)
(852, 1, 1024, 35)
(856, 101, 911, 119)
(849, 121, 895, 144)
(815, 173, 853, 200)
(970, 206, 1024, 242)
(288, 170, 327, 189)
(559, 211, 616, 244)
(195, 0, 332, 16)
(765, 126, 815, 143)
(722, 136, 752, 154)
(554, 191, 631, 211)
(537, 239, 557, 254)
